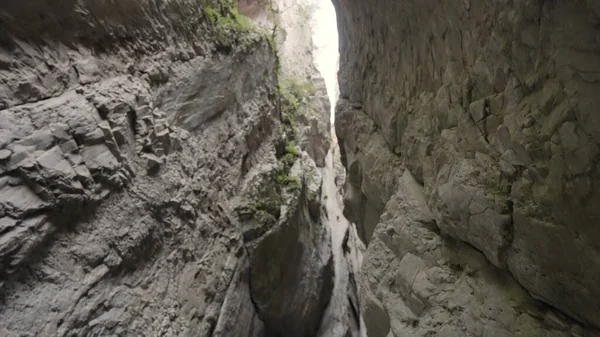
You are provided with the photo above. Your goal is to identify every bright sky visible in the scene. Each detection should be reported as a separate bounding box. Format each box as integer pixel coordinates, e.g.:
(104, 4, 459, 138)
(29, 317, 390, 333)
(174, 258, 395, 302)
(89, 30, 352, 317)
(311, 0, 339, 124)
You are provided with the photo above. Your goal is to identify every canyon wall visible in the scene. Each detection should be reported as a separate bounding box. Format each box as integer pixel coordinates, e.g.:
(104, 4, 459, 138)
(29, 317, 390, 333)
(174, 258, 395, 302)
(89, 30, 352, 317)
(0, 0, 336, 336)
(332, 0, 600, 336)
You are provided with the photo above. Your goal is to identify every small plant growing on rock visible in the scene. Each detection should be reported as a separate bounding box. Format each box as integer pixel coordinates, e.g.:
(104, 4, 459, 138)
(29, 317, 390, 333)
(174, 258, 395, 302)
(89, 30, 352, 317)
(278, 76, 316, 139)
(204, 4, 251, 33)
(284, 141, 299, 155)
(278, 139, 301, 168)
(280, 76, 316, 102)
(203, 0, 269, 50)
(275, 173, 300, 189)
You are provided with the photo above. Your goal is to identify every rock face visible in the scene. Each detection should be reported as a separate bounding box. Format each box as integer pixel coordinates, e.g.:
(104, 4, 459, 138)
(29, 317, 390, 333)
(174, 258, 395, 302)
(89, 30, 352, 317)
(0, 0, 335, 336)
(234, 149, 334, 337)
(333, 0, 600, 336)
(315, 150, 365, 337)
(272, 0, 331, 168)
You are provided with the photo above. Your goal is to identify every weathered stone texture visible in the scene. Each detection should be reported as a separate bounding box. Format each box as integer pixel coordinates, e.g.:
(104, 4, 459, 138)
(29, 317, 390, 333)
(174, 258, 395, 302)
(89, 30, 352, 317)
(333, 0, 600, 335)
(239, 153, 334, 337)
(273, 0, 332, 168)
(0, 0, 335, 336)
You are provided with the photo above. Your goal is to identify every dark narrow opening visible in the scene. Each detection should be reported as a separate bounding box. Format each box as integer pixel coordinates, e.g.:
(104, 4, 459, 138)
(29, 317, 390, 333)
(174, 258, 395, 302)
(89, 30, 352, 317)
(127, 109, 138, 136)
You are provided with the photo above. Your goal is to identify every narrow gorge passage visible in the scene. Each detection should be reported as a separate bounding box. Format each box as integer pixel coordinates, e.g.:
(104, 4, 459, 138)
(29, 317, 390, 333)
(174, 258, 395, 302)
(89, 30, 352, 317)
(317, 149, 365, 337)
(310, 2, 366, 336)
(1, 0, 600, 337)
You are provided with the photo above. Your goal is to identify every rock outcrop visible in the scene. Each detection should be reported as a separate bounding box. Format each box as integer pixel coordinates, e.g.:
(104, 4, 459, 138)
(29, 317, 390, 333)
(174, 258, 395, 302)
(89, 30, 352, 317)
(0, 0, 336, 336)
(333, 0, 600, 336)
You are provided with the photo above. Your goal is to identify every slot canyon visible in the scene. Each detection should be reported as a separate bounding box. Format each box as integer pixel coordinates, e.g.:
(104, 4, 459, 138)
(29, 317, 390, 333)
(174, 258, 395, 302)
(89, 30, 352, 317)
(0, 1, 599, 337)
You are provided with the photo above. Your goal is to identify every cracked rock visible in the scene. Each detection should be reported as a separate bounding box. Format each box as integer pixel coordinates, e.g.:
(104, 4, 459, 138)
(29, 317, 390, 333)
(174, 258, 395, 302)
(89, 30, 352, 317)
(334, 0, 600, 334)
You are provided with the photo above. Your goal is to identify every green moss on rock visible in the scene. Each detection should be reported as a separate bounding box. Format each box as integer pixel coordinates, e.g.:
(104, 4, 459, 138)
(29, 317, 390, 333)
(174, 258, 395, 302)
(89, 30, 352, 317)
(202, 0, 271, 50)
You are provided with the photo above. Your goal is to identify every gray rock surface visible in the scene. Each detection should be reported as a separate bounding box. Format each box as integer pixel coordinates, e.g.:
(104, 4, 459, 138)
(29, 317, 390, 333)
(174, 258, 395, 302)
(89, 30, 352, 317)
(271, 0, 331, 168)
(316, 150, 364, 337)
(0, 0, 336, 336)
(235, 152, 334, 337)
(332, 0, 600, 335)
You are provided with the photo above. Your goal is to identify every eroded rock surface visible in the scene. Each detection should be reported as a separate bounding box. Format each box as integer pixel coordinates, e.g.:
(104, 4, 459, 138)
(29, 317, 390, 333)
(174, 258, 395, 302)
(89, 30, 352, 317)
(0, 0, 335, 336)
(333, 0, 600, 335)
(238, 153, 333, 337)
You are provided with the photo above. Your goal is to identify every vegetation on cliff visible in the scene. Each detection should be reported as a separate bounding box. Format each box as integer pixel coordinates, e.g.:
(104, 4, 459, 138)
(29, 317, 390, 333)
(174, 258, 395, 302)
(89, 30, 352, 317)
(202, 0, 272, 50)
